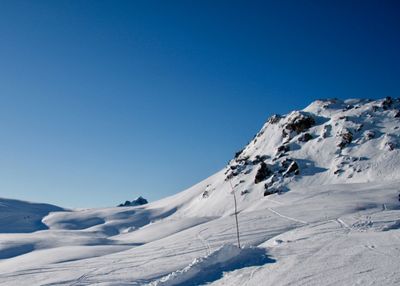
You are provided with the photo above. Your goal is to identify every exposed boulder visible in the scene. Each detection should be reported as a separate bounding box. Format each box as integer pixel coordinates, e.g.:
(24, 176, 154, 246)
(365, 130, 375, 140)
(283, 161, 300, 176)
(282, 129, 290, 138)
(118, 196, 148, 207)
(241, 189, 250, 196)
(254, 162, 272, 184)
(268, 114, 282, 124)
(235, 155, 250, 164)
(382, 96, 393, 110)
(264, 174, 278, 189)
(333, 168, 343, 175)
(298, 133, 313, 142)
(394, 110, 400, 118)
(225, 158, 251, 180)
(277, 144, 290, 153)
(337, 129, 353, 149)
(342, 104, 354, 111)
(385, 142, 396, 151)
(283, 112, 315, 135)
(230, 165, 238, 170)
(252, 155, 269, 165)
(225, 171, 237, 181)
(263, 181, 282, 196)
(280, 158, 293, 169)
(263, 189, 278, 196)
(234, 149, 244, 159)
(321, 124, 332, 138)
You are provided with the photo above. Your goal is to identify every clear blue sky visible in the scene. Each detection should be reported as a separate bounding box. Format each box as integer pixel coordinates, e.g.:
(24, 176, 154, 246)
(0, 1, 399, 207)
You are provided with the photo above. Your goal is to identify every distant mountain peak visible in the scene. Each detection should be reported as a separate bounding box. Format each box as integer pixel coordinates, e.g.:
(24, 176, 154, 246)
(118, 196, 148, 207)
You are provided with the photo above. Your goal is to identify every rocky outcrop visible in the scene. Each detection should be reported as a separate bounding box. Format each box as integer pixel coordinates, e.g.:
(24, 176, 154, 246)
(337, 129, 353, 149)
(263, 189, 278, 196)
(252, 155, 269, 165)
(241, 189, 250, 195)
(277, 144, 290, 154)
(225, 157, 253, 181)
(118, 196, 148, 207)
(282, 161, 300, 176)
(321, 124, 332, 138)
(267, 114, 282, 124)
(381, 96, 393, 110)
(298, 133, 313, 142)
(221, 97, 399, 199)
(234, 149, 244, 159)
(254, 162, 272, 184)
(365, 130, 375, 140)
(283, 112, 315, 137)
(385, 141, 396, 151)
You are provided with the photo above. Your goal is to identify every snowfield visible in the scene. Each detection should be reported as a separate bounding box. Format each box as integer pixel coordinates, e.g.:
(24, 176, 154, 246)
(1, 98, 399, 285)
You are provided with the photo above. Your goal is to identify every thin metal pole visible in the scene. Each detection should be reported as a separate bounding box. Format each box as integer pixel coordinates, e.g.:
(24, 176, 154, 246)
(229, 179, 241, 249)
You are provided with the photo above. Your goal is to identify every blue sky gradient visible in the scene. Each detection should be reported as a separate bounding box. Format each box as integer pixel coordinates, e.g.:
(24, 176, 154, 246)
(0, 0, 399, 207)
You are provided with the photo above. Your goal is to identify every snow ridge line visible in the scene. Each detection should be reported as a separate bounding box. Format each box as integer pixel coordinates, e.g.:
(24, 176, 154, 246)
(267, 207, 308, 224)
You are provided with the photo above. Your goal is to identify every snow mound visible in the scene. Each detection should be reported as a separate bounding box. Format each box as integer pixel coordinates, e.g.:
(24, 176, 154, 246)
(0, 198, 64, 233)
(149, 244, 274, 286)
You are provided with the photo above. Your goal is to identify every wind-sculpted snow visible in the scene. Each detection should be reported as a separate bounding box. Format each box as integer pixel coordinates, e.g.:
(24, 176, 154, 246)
(0, 198, 64, 233)
(0, 98, 399, 285)
(43, 206, 178, 235)
(149, 244, 274, 286)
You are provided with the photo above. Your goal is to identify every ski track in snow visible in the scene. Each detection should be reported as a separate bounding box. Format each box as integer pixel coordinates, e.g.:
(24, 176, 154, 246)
(335, 218, 350, 229)
(267, 207, 308, 225)
(197, 228, 211, 256)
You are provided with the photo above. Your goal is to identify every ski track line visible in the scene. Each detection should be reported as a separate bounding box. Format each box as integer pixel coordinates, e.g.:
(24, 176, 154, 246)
(197, 228, 211, 256)
(336, 218, 350, 229)
(69, 267, 99, 286)
(265, 197, 284, 206)
(267, 208, 308, 224)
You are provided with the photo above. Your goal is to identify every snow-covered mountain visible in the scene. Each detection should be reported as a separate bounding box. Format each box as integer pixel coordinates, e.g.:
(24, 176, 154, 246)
(151, 97, 400, 217)
(0, 98, 399, 286)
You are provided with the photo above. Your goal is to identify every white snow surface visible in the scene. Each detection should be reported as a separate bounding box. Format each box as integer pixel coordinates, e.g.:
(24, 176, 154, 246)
(1, 98, 400, 285)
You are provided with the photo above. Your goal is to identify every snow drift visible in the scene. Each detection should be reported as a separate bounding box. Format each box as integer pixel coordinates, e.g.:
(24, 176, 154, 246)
(149, 244, 274, 286)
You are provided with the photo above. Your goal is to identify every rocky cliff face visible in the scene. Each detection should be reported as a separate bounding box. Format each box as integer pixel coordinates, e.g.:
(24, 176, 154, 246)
(226, 98, 400, 190)
(167, 97, 400, 217)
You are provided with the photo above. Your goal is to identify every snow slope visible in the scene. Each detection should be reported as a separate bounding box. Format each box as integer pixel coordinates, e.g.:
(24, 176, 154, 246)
(0, 198, 64, 233)
(0, 97, 399, 285)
